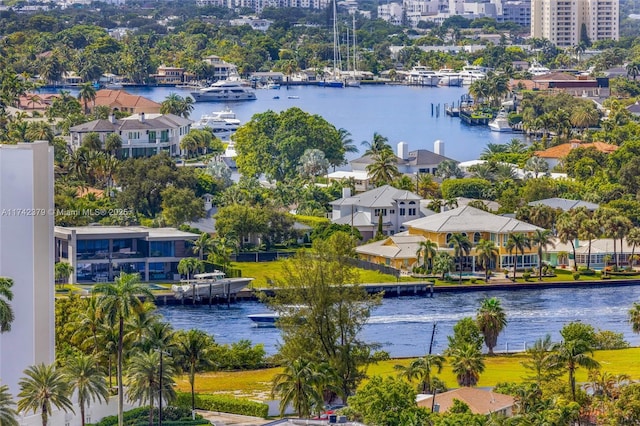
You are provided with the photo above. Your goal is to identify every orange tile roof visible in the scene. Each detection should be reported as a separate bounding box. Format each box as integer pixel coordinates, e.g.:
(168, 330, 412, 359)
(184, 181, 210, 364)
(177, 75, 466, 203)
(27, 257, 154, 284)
(417, 388, 515, 415)
(535, 141, 618, 159)
(77, 187, 105, 198)
(94, 90, 161, 113)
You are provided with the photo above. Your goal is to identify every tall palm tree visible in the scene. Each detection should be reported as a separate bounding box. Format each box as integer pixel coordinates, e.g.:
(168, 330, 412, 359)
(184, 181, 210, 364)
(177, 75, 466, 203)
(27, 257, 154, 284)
(580, 219, 601, 270)
(17, 363, 74, 426)
(64, 354, 109, 426)
(521, 334, 561, 386)
(366, 149, 400, 187)
(415, 239, 438, 272)
(0, 277, 14, 332)
(556, 212, 582, 272)
(71, 296, 102, 355)
(627, 228, 640, 269)
(192, 232, 215, 260)
(0, 384, 18, 426)
(271, 358, 327, 418)
(173, 329, 215, 417)
(476, 297, 507, 355)
(77, 82, 97, 114)
(338, 128, 358, 155)
(449, 233, 472, 284)
(530, 229, 555, 281)
(126, 350, 176, 426)
(394, 354, 445, 393)
(475, 239, 498, 282)
(449, 342, 485, 387)
(550, 338, 600, 401)
(94, 273, 154, 426)
(506, 233, 531, 282)
(435, 159, 463, 180)
(105, 133, 123, 158)
(629, 302, 640, 335)
(361, 132, 392, 156)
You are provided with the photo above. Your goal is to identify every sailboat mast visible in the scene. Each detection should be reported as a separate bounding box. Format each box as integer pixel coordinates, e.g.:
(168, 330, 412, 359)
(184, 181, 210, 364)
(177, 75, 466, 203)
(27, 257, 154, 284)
(352, 14, 357, 76)
(332, 0, 340, 79)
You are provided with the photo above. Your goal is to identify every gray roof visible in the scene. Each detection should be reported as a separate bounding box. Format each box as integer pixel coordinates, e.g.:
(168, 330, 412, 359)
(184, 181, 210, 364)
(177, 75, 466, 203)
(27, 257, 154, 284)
(356, 235, 426, 259)
(70, 113, 192, 133)
(627, 103, 640, 114)
(330, 185, 421, 208)
(333, 211, 376, 227)
(527, 198, 599, 212)
(350, 149, 455, 167)
(404, 205, 542, 233)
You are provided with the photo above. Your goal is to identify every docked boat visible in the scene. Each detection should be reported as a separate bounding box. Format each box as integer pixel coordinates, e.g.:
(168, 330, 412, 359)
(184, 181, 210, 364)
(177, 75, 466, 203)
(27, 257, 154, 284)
(190, 80, 257, 102)
(248, 312, 279, 326)
(459, 66, 487, 85)
(266, 82, 281, 89)
(437, 69, 463, 87)
(191, 108, 242, 141)
(171, 271, 253, 301)
(529, 63, 551, 76)
(408, 66, 440, 87)
(488, 110, 512, 132)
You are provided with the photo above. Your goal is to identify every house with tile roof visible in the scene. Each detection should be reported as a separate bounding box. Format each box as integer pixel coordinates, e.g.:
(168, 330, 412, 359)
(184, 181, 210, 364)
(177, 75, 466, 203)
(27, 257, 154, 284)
(69, 113, 192, 158)
(330, 186, 423, 241)
(534, 140, 618, 169)
(626, 101, 640, 116)
(417, 387, 515, 416)
(355, 205, 543, 273)
(92, 89, 162, 114)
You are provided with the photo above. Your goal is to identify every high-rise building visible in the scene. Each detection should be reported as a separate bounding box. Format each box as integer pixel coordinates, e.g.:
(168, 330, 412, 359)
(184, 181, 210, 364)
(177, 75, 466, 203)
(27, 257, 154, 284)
(531, 0, 619, 47)
(0, 141, 55, 396)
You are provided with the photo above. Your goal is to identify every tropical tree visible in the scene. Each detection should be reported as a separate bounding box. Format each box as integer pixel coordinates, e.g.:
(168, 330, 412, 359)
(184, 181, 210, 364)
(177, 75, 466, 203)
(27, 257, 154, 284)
(415, 239, 438, 272)
(579, 218, 601, 270)
(338, 128, 358, 156)
(0, 277, 14, 332)
(105, 133, 123, 158)
(476, 297, 507, 355)
(173, 329, 215, 418)
(449, 342, 485, 386)
(361, 132, 392, 156)
(521, 334, 561, 386)
(160, 93, 194, 118)
(475, 239, 498, 282)
(551, 331, 600, 401)
(298, 148, 330, 180)
(0, 384, 18, 426)
(17, 363, 74, 426)
(394, 354, 445, 394)
(271, 358, 328, 418)
(54, 262, 74, 286)
(94, 273, 154, 426)
(435, 159, 463, 180)
(64, 353, 109, 426)
(177, 257, 204, 282)
(506, 233, 531, 281)
(556, 212, 582, 271)
(126, 350, 176, 426)
(366, 149, 400, 186)
(432, 252, 454, 280)
(627, 228, 640, 269)
(77, 82, 97, 114)
(191, 232, 214, 260)
(530, 229, 555, 281)
(523, 156, 549, 178)
(449, 233, 472, 284)
(629, 302, 640, 335)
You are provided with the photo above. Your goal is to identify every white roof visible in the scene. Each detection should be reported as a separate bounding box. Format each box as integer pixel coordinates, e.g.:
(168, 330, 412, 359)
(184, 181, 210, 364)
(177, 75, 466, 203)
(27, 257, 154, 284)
(356, 235, 426, 259)
(330, 185, 421, 208)
(327, 170, 370, 180)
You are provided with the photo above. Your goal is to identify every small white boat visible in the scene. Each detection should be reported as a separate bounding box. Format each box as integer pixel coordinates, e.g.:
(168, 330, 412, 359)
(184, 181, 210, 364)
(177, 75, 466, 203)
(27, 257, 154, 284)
(408, 66, 440, 87)
(248, 312, 279, 326)
(191, 108, 242, 142)
(190, 80, 257, 102)
(266, 82, 281, 89)
(529, 62, 551, 76)
(171, 271, 253, 300)
(488, 110, 512, 132)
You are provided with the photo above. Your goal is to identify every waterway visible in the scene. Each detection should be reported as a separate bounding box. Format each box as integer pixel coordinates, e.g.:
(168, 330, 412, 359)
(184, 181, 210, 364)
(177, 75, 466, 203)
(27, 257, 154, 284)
(157, 284, 640, 358)
(119, 84, 522, 162)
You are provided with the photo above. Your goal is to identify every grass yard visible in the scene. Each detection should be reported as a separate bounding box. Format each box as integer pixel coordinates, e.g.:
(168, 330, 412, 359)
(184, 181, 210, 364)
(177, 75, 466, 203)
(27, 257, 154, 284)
(177, 348, 640, 400)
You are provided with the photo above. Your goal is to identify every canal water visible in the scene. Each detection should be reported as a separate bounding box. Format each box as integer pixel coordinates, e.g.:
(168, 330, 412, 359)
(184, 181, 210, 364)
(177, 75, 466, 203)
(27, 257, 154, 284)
(157, 284, 640, 357)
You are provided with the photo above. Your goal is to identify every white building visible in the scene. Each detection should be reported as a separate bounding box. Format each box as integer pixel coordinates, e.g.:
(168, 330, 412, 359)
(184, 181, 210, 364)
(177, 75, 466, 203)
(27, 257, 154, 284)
(531, 0, 619, 47)
(0, 141, 55, 396)
(378, 2, 404, 25)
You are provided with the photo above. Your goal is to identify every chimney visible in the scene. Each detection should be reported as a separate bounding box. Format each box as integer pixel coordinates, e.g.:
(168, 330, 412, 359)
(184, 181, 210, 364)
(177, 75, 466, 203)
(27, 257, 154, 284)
(139, 112, 145, 123)
(342, 187, 351, 198)
(108, 114, 116, 124)
(434, 140, 444, 156)
(397, 142, 408, 160)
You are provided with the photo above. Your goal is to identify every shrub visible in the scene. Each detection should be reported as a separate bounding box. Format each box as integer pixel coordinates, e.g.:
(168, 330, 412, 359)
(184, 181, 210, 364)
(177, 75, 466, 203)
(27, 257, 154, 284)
(90, 406, 206, 426)
(470, 278, 477, 284)
(572, 272, 581, 281)
(595, 329, 629, 350)
(175, 392, 269, 418)
(578, 267, 596, 276)
(522, 272, 531, 281)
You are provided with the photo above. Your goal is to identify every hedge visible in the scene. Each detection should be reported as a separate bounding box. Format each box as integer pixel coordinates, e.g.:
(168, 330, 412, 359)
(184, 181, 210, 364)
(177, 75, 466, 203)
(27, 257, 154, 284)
(89, 406, 209, 426)
(175, 392, 269, 418)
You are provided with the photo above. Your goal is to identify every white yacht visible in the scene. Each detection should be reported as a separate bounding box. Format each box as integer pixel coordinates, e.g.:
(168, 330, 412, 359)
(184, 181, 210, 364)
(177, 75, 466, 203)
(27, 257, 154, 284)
(408, 66, 440, 87)
(436, 69, 463, 87)
(459, 66, 487, 85)
(192, 108, 242, 142)
(171, 271, 253, 301)
(488, 110, 512, 132)
(190, 80, 257, 102)
(529, 63, 551, 76)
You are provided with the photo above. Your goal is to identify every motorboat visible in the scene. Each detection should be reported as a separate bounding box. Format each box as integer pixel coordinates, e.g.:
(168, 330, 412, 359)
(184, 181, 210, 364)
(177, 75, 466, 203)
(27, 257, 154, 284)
(266, 82, 281, 89)
(191, 108, 242, 142)
(459, 66, 487, 85)
(171, 271, 253, 301)
(488, 110, 512, 132)
(190, 80, 257, 102)
(436, 69, 463, 87)
(408, 66, 440, 87)
(529, 63, 551, 76)
(248, 312, 279, 326)
(318, 79, 344, 88)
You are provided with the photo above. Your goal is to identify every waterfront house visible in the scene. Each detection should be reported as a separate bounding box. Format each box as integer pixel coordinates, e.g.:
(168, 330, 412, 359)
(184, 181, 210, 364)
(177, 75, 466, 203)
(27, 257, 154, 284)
(350, 142, 455, 177)
(55, 225, 199, 283)
(92, 89, 162, 114)
(355, 205, 542, 274)
(330, 186, 423, 241)
(202, 55, 238, 81)
(546, 237, 639, 270)
(534, 140, 618, 170)
(417, 388, 515, 416)
(150, 65, 187, 85)
(69, 113, 192, 158)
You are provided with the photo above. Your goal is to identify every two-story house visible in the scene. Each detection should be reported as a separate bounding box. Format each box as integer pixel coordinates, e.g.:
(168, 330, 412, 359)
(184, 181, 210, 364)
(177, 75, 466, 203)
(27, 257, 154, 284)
(92, 90, 162, 115)
(69, 113, 192, 158)
(151, 66, 187, 85)
(350, 142, 456, 177)
(330, 186, 423, 241)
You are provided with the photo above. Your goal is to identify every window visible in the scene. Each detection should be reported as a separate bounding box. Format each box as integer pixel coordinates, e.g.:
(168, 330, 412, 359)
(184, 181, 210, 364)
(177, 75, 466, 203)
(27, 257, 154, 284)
(374, 209, 387, 217)
(390, 209, 395, 214)
(408, 208, 416, 215)
(446, 233, 452, 244)
(400, 208, 406, 216)
(149, 241, 175, 257)
(474, 232, 481, 243)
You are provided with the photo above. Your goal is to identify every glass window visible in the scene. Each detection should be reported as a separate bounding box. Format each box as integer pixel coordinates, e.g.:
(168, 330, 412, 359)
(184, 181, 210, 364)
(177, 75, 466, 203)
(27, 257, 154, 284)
(474, 232, 481, 243)
(149, 241, 175, 257)
(400, 208, 406, 216)
(77, 239, 109, 260)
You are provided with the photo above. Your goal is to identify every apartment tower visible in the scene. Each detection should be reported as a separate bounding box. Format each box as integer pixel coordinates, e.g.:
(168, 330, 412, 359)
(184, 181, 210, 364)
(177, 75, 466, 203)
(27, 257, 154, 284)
(531, 0, 618, 47)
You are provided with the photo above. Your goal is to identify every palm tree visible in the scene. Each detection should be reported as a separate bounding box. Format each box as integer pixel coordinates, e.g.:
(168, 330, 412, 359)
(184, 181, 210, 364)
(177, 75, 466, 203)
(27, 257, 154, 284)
(521, 334, 561, 386)
(173, 329, 215, 418)
(54, 262, 74, 287)
(192, 232, 214, 260)
(506, 233, 531, 282)
(64, 354, 109, 426)
(449, 342, 485, 386)
(94, 273, 154, 426)
(71, 296, 102, 355)
(126, 350, 176, 426)
(415, 239, 438, 272)
(580, 219, 601, 270)
(523, 157, 549, 178)
(433, 252, 454, 280)
(105, 133, 123, 158)
(77, 82, 97, 114)
(394, 354, 445, 393)
(475, 239, 498, 282)
(366, 149, 400, 187)
(435, 159, 463, 180)
(626, 61, 640, 80)
(476, 297, 507, 355)
(361, 132, 392, 156)
(272, 358, 327, 418)
(0, 277, 14, 332)
(0, 384, 18, 426)
(530, 229, 555, 281)
(177, 258, 204, 282)
(160, 93, 195, 118)
(556, 212, 583, 272)
(629, 302, 640, 335)
(17, 363, 74, 426)
(449, 233, 472, 284)
(627, 228, 640, 269)
(338, 128, 358, 156)
(551, 337, 600, 401)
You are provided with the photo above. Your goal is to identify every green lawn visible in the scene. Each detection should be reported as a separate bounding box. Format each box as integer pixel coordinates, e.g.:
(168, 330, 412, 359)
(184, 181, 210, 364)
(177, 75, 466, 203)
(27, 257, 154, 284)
(180, 348, 640, 400)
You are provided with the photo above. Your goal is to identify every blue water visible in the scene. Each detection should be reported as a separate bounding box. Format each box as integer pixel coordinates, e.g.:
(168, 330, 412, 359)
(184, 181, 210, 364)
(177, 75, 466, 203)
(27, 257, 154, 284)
(109, 85, 522, 162)
(157, 284, 640, 357)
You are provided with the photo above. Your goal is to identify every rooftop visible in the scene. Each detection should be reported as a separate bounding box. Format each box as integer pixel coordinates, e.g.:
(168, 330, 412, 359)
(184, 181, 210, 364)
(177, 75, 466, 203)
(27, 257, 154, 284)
(528, 197, 599, 212)
(54, 226, 199, 240)
(535, 140, 618, 159)
(330, 185, 421, 208)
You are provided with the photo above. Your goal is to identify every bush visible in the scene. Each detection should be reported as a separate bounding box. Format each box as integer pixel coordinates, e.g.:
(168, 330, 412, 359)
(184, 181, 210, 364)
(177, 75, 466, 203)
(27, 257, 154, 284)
(470, 278, 477, 284)
(175, 392, 269, 418)
(572, 272, 581, 281)
(522, 272, 531, 281)
(595, 329, 629, 350)
(578, 267, 596, 276)
(90, 406, 206, 426)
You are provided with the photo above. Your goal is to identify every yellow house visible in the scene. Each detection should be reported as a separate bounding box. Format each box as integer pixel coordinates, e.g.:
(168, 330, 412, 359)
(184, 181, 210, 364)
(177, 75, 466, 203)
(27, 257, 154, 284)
(356, 206, 543, 273)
